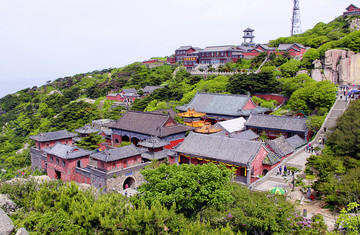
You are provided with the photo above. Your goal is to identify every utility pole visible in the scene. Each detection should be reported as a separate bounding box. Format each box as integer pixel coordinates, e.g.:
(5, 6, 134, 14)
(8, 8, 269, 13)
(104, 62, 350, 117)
(291, 0, 302, 36)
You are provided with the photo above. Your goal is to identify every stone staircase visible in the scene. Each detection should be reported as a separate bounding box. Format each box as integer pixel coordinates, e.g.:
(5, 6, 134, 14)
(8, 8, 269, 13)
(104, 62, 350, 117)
(252, 94, 350, 191)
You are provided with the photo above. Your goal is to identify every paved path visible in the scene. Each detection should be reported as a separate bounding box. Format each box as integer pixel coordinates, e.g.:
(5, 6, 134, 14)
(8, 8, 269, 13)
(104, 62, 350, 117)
(253, 96, 349, 192)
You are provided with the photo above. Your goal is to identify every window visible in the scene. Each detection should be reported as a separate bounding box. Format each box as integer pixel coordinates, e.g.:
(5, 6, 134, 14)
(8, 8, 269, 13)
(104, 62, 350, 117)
(115, 138, 119, 144)
(46, 143, 50, 148)
(62, 160, 66, 167)
(50, 156, 53, 162)
(56, 158, 59, 164)
(77, 160, 82, 168)
(101, 162, 104, 168)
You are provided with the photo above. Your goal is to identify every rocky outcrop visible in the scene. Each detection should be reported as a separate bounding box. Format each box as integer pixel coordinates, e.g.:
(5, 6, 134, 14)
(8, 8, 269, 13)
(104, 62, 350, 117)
(311, 49, 360, 85)
(0, 194, 18, 215)
(15, 228, 29, 235)
(0, 209, 14, 235)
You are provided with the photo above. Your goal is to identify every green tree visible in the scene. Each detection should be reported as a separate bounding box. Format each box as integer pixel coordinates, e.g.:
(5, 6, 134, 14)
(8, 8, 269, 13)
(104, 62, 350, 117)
(327, 99, 360, 159)
(287, 80, 337, 114)
(280, 73, 315, 97)
(279, 59, 301, 77)
(337, 202, 360, 233)
(137, 163, 234, 216)
(301, 48, 320, 69)
(76, 133, 104, 150)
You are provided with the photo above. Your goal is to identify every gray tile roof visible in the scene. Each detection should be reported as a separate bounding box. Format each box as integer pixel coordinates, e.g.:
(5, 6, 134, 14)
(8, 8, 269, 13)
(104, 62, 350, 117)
(243, 27, 254, 32)
(105, 111, 194, 137)
(29, 130, 78, 142)
(141, 86, 163, 93)
(175, 132, 263, 166)
(107, 93, 119, 97)
(74, 124, 100, 134)
(231, 130, 259, 140)
(138, 136, 170, 148)
(141, 151, 168, 160)
(286, 135, 306, 149)
(256, 44, 276, 51)
(262, 152, 280, 165)
(266, 136, 294, 158)
(90, 144, 147, 162)
(147, 109, 177, 118)
(277, 43, 304, 52)
(209, 131, 229, 137)
(99, 129, 112, 136)
(201, 45, 241, 53)
(245, 114, 308, 133)
(176, 46, 193, 51)
(121, 88, 137, 94)
(44, 142, 92, 159)
(176, 92, 268, 117)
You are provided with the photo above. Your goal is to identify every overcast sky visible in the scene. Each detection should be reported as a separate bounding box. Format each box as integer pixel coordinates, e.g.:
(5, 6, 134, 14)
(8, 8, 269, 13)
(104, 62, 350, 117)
(0, 0, 356, 98)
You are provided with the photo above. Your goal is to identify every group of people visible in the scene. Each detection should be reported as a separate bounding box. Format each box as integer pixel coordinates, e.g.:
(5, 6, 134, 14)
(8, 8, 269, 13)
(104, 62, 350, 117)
(338, 84, 359, 101)
(306, 143, 314, 153)
(276, 165, 294, 176)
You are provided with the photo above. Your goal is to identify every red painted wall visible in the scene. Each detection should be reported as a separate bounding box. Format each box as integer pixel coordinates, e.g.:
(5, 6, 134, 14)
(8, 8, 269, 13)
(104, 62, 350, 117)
(253, 94, 286, 104)
(112, 134, 122, 147)
(96, 155, 141, 171)
(38, 138, 73, 149)
(251, 146, 269, 176)
(106, 94, 121, 101)
(47, 154, 89, 181)
(243, 99, 257, 110)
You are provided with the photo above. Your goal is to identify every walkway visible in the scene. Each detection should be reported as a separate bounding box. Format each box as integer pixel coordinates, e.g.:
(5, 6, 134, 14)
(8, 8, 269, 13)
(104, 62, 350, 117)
(253, 96, 349, 192)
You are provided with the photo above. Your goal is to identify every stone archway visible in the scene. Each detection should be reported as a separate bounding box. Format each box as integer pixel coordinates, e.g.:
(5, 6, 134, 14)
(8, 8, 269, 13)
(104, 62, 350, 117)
(262, 169, 269, 176)
(123, 177, 136, 190)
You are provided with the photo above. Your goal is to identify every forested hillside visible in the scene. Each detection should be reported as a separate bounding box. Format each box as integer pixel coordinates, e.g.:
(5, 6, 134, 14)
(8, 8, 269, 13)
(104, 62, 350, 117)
(1, 15, 358, 181)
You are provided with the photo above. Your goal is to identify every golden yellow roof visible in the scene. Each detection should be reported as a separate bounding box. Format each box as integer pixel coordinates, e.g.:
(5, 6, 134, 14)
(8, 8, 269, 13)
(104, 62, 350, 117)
(178, 108, 206, 118)
(184, 120, 205, 128)
(194, 122, 223, 134)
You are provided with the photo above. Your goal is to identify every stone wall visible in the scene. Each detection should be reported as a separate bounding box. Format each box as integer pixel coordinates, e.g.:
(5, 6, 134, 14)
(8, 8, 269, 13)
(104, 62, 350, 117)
(30, 148, 46, 172)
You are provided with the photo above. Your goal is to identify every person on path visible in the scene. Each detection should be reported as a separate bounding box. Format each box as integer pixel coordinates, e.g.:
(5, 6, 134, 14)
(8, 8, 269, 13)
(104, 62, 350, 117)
(284, 165, 287, 175)
(307, 187, 311, 199)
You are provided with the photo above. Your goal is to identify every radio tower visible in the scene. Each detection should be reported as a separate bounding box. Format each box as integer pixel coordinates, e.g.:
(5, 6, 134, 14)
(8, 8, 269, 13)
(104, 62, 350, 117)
(291, 0, 302, 36)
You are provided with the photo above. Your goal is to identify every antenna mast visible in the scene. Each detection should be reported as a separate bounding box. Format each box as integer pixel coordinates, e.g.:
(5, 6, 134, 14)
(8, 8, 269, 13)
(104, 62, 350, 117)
(291, 0, 302, 36)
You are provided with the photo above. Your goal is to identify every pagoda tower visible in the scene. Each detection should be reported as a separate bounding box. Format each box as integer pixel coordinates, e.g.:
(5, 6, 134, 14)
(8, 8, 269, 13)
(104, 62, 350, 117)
(177, 108, 206, 127)
(242, 27, 255, 46)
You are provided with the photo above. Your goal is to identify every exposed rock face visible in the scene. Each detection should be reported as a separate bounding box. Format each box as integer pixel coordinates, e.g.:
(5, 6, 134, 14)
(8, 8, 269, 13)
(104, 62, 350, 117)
(0, 209, 14, 235)
(312, 49, 360, 85)
(350, 18, 360, 32)
(0, 194, 18, 215)
(15, 227, 30, 235)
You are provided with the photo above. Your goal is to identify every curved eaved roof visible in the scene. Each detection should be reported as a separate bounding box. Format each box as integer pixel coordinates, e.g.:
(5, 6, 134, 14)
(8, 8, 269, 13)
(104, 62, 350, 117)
(29, 130, 77, 142)
(176, 92, 267, 117)
(175, 132, 263, 166)
(91, 144, 146, 162)
(45, 142, 91, 159)
(245, 114, 308, 133)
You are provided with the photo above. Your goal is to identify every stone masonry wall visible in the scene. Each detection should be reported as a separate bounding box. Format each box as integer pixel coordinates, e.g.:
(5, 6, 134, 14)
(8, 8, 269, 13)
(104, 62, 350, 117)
(30, 148, 46, 172)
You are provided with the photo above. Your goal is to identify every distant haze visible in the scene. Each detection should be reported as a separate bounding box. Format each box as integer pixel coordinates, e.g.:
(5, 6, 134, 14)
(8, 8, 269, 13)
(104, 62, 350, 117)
(0, 0, 355, 98)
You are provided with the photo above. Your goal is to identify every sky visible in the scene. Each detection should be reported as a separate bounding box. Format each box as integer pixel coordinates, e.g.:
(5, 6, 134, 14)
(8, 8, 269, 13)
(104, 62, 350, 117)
(0, 0, 356, 98)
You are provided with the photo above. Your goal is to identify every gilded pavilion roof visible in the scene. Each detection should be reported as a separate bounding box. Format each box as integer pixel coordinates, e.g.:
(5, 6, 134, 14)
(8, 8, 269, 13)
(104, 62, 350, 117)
(195, 122, 223, 134)
(177, 108, 206, 118)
